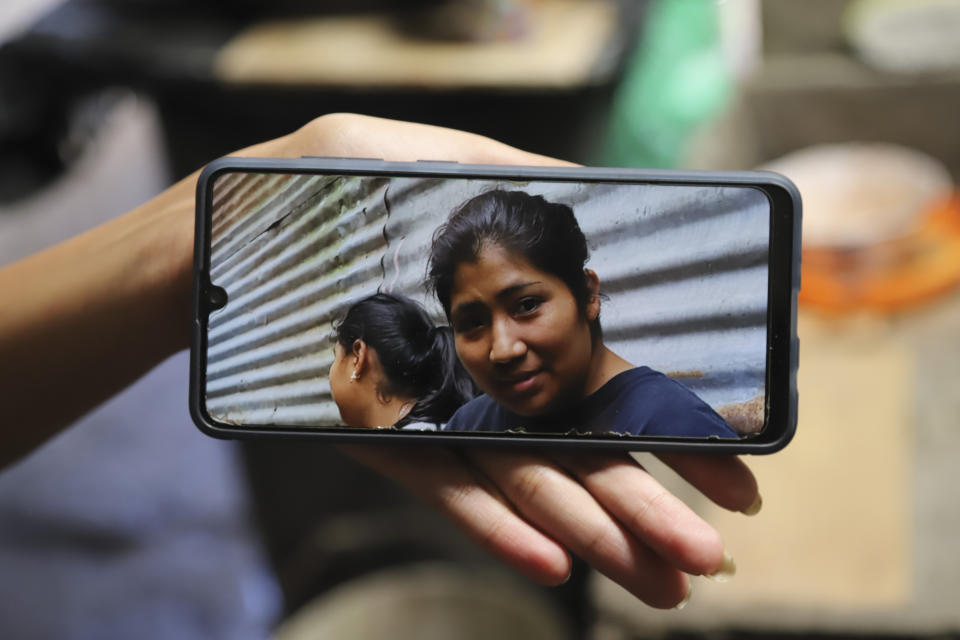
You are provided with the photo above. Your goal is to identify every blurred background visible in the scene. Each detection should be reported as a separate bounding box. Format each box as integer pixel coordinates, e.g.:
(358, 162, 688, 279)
(2, 0, 960, 638)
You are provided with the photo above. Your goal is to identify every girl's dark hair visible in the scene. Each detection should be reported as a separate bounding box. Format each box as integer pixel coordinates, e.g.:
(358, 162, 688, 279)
(334, 293, 476, 426)
(428, 189, 601, 338)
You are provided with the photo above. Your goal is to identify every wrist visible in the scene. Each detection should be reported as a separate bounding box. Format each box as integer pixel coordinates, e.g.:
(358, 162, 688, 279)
(144, 129, 296, 354)
(125, 172, 198, 356)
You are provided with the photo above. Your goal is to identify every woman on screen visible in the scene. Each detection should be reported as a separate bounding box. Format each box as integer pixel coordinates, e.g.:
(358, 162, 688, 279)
(428, 190, 738, 437)
(329, 293, 476, 429)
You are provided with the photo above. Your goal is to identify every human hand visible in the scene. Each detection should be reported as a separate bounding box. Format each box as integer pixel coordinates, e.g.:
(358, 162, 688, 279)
(343, 444, 758, 609)
(0, 110, 759, 606)
(261, 114, 760, 608)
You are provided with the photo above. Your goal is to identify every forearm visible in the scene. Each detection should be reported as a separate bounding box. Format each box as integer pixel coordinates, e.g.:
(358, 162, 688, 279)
(0, 121, 317, 469)
(0, 175, 191, 467)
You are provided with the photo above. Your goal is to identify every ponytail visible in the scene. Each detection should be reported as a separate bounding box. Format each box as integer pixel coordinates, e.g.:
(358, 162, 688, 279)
(400, 325, 477, 427)
(334, 293, 476, 426)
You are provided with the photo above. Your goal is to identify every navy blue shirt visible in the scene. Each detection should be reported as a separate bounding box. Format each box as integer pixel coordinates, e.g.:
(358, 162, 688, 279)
(444, 367, 738, 438)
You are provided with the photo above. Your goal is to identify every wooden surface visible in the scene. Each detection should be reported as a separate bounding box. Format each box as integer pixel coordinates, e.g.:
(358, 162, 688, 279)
(213, 0, 618, 89)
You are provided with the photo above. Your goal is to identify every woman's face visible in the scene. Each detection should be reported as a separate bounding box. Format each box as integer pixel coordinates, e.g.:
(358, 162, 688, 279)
(448, 245, 599, 416)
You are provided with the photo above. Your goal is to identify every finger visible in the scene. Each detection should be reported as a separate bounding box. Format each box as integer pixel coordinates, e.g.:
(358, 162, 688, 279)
(552, 451, 726, 577)
(287, 113, 578, 167)
(657, 453, 760, 514)
(339, 444, 571, 585)
(469, 449, 689, 609)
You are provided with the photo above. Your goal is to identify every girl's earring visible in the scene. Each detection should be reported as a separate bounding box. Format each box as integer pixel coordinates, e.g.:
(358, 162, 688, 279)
(350, 371, 359, 383)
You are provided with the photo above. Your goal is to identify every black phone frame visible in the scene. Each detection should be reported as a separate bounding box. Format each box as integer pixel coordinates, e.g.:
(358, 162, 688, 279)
(191, 157, 801, 454)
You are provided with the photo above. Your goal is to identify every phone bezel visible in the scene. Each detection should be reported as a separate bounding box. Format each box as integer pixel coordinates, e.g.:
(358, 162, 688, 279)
(190, 157, 800, 454)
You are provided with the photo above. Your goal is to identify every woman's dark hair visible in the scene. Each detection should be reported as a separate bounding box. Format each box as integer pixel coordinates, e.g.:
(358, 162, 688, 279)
(334, 293, 476, 426)
(428, 189, 601, 339)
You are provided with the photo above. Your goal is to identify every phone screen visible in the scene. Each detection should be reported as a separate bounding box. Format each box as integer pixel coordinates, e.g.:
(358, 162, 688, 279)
(199, 167, 779, 442)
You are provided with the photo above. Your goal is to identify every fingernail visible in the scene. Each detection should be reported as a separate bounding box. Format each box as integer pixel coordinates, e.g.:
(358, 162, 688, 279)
(741, 493, 763, 516)
(705, 550, 736, 583)
(673, 583, 693, 610)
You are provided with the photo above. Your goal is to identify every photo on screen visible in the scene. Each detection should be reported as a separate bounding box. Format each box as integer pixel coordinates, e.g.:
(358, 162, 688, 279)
(203, 172, 770, 438)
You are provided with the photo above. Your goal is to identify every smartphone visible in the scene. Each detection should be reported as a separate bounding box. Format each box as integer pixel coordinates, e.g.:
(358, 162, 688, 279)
(190, 157, 800, 453)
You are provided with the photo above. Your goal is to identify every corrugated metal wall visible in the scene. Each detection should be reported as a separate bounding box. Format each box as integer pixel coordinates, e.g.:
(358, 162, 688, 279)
(205, 173, 769, 431)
